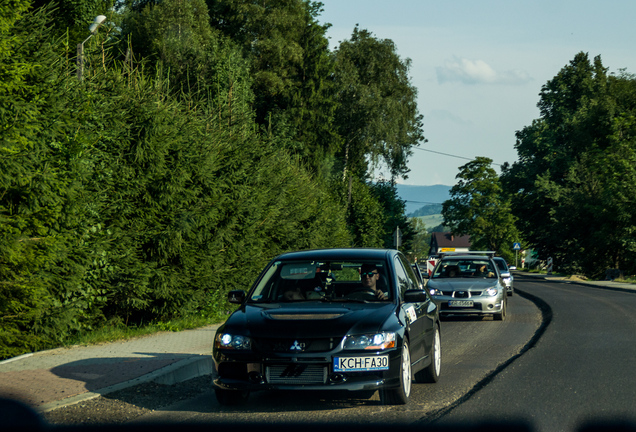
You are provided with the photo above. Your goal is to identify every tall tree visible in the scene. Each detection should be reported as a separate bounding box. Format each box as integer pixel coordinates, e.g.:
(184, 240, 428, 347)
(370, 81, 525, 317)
(332, 26, 424, 181)
(443, 157, 520, 261)
(370, 180, 415, 251)
(206, 0, 338, 176)
(502, 53, 636, 276)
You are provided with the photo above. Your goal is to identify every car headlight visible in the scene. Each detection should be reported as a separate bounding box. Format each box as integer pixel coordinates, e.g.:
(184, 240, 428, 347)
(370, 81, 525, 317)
(429, 288, 442, 296)
(343, 332, 396, 350)
(486, 287, 499, 296)
(215, 333, 252, 350)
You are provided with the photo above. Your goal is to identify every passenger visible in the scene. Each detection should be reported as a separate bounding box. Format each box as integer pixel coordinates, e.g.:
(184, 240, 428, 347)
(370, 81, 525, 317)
(473, 264, 494, 277)
(283, 286, 305, 301)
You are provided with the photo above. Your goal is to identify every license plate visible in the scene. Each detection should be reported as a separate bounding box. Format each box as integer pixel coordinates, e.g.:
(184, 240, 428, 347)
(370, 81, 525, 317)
(449, 300, 473, 307)
(333, 355, 389, 372)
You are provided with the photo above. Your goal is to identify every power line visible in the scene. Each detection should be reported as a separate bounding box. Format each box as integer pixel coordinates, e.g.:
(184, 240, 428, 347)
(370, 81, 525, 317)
(413, 147, 503, 167)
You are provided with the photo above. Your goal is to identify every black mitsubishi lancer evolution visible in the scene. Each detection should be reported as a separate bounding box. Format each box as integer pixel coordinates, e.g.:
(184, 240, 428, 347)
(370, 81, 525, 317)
(212, 248, 442, 405)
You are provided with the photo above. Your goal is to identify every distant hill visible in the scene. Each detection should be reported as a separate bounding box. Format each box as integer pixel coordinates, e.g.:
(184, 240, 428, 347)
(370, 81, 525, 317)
(395, 184, 451, 215)
(410, 203, 443, 217)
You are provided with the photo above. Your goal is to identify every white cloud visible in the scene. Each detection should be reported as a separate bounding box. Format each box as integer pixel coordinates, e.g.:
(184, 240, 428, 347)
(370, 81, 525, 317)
(436, 57, 532, 85)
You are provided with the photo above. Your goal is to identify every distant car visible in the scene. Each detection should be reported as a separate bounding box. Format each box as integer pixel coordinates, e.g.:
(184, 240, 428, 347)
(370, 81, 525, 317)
(212, 248, 442, 406)
(492, 257, 514, 296)
(427, 252, 508, 320)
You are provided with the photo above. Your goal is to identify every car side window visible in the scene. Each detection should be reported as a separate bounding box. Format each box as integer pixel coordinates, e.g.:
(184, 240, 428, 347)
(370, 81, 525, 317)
(399, 255, 422, 289)
(394, 256, 418, 298)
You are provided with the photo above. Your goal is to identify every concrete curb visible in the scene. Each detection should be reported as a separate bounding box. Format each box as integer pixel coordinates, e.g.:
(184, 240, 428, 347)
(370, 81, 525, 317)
(39, 355, 213, 413)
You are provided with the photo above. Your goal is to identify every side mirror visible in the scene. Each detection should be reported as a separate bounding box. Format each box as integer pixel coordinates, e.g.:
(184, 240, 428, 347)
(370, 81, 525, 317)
(404, 289, 429, 303)
(228, 290, 246, 304)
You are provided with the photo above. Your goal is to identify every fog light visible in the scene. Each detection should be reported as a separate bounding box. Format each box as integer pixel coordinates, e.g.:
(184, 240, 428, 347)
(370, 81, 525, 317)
(248, 371, 263, 383)
(329, 373, 347, 383)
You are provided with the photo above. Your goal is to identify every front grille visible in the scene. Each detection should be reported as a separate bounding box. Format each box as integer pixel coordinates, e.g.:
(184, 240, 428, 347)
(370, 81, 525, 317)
(266, 364, 327, 384)
(440, 290, 484, 297)
(255, 338, 337, 353)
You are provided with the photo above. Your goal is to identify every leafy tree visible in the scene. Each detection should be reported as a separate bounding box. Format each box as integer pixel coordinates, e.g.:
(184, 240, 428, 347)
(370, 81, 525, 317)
(30, 0, 115, 43)
(443, 157, 520, 261)
(119, 0, 248, 102)
(502, 53, 636, 276)
(370, 180, 415, 251)
(341, 177, 385, 247)
(0, 4, 95, 356)
(407, 217, 431, 262)
(206, 0, 338, 176)
(332, 26, 424, 181)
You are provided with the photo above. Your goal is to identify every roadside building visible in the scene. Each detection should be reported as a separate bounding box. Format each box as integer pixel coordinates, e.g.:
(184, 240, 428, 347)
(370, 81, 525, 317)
(429, 232, 471, 255)
(426, 233, 472, 277)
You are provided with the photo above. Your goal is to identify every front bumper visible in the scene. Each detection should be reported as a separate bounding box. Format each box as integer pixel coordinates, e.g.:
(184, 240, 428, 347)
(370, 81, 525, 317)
(433, 296, 504, 316)
(213, 349, 403, 393)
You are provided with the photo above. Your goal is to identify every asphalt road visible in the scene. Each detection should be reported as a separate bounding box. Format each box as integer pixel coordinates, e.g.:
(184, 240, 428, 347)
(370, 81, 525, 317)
(435, 276, 636, 432)
(134, 277, 543, 425)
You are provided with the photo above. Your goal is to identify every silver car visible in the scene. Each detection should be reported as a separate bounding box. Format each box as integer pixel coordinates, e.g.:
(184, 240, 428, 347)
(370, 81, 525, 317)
(492, 257, 514, 296)
(427, 253, 508, 321)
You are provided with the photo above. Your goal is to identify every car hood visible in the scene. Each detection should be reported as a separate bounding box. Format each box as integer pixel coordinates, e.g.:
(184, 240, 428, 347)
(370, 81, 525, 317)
(428, 278, 499, 291)
(221, 302, 396, 339)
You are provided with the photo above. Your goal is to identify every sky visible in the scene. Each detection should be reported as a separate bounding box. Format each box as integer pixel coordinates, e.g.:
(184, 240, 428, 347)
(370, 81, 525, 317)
(316, 0, 636, 186)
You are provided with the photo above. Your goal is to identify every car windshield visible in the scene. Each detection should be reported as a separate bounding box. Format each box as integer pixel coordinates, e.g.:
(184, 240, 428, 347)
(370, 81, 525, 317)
(248, 259, 392, 302)
(432, 258, 497, 279)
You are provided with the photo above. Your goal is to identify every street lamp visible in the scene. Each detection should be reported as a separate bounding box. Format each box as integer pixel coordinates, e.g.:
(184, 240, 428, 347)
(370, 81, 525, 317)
(77, 15, 107, 80)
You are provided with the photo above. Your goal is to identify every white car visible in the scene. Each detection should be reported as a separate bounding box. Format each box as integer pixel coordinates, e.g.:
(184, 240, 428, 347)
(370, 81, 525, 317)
(492, 257, 514, 296)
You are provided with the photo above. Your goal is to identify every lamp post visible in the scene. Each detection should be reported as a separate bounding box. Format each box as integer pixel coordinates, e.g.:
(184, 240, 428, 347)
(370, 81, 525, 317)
(77, 15, 107, 80)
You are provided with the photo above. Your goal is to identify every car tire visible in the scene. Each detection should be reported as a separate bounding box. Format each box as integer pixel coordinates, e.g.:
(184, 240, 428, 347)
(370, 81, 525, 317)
(415, 324, 441, 383)
(215, 388, 249, 406)
(379, 340, 412, 405)
(507, 288, 514, 297)
(494, 299, 506, 321)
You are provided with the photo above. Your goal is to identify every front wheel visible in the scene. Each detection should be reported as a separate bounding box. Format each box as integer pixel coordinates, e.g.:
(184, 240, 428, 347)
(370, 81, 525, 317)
(494, 299, 506, 321)
(379, 340, 412, 405)
(415, 325, 441, 383)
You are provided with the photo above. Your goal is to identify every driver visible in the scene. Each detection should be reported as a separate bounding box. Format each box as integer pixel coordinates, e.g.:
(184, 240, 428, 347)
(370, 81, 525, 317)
(359, 263, 387, 300)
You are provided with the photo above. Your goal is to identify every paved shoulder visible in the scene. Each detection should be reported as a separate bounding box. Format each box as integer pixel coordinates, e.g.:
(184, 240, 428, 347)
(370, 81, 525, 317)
(0, 324, 220, 411)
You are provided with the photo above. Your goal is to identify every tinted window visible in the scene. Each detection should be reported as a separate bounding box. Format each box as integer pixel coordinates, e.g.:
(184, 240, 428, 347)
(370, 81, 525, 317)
(393, 257, 413, 298)
(249, 259, 392, 302)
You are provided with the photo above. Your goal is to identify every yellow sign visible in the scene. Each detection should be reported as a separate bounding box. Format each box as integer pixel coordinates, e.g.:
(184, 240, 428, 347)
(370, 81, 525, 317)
(440, 248, 456, 252)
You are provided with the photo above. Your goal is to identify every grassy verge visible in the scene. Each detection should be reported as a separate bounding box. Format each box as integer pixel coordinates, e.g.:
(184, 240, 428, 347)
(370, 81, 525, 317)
(59, 312, 228, 349)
